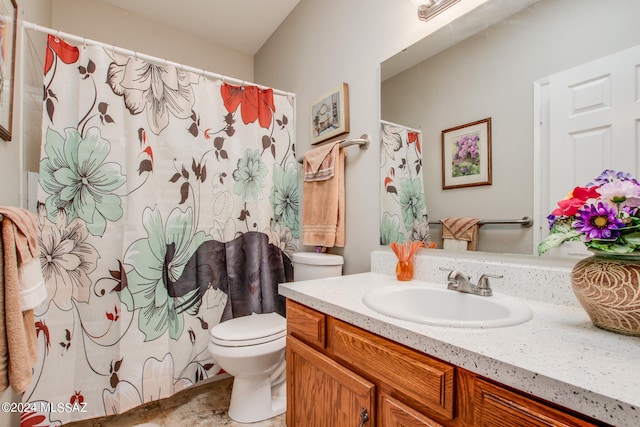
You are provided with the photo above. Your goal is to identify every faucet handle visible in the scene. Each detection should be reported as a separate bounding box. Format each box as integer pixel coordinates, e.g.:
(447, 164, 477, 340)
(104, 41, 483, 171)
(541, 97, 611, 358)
(476, 273, 503, 296)
(438, 267, 470, 279)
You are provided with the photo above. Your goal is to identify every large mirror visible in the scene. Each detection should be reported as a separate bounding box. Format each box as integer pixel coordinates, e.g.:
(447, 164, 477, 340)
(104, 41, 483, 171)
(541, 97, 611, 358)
(380, 0, 640, 256)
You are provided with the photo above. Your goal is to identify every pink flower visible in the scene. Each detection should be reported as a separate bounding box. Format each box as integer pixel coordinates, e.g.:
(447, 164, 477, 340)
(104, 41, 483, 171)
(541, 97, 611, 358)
(597, 180, 640, 208)
(551, 186, 600, 217)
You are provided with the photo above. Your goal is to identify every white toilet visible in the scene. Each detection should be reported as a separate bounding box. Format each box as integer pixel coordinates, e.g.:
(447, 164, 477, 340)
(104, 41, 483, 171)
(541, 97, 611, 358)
(292, 252, 344, 281)
(208, 252, 343, 423)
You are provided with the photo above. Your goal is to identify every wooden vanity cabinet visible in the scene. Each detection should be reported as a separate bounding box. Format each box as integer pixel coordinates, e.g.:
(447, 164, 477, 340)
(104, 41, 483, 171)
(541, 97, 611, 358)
(286, 299, 456, 427)
(285, 299, 607, 427)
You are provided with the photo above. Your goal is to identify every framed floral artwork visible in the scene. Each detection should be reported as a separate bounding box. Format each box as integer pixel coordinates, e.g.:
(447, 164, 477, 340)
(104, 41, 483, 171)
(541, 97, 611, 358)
(441, 118, 492, 189)
(0, 0, 16, 141)
(311, 83, 349, 144)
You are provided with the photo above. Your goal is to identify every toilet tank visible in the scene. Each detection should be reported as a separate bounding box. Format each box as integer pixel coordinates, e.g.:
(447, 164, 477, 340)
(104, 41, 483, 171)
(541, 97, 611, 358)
(292, 252, 344, 281)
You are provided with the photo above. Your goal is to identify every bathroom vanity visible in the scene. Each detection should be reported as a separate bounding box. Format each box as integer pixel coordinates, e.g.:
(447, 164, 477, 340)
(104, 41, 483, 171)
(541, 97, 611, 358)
(279, 250, 640, 427)
(286, 299, 603, 426)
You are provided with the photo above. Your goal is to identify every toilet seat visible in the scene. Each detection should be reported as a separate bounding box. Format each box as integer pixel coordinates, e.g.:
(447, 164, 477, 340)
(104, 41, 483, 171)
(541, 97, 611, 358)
(210, 312, 286, 347)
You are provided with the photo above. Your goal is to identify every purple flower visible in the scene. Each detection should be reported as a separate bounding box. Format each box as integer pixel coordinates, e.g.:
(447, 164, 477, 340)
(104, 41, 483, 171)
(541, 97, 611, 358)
(453, 133, 480, 163)
(573, 202, 625, 241)
(589, 169, 640, 186)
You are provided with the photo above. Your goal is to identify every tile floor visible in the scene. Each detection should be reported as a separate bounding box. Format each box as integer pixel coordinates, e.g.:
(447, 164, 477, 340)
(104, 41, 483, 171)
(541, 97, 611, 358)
(66, 377, 286, 427)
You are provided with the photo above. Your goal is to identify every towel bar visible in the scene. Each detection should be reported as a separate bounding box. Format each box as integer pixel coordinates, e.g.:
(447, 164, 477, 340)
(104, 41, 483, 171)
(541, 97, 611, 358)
(429, 216, 533, 228)
(297, 134, 369, 163)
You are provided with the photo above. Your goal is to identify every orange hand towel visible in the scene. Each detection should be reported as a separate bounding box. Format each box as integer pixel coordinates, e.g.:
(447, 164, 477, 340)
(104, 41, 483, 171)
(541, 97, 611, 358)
(302, 143, 345, 247)
(440, 217, 481, 251)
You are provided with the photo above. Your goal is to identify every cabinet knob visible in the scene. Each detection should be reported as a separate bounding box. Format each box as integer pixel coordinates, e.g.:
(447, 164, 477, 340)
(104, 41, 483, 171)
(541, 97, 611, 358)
(358, 407, 369, 426)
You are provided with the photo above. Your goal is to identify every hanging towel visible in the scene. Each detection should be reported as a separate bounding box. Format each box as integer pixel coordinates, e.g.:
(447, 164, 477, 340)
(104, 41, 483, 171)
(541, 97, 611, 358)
(0, 207, 47, 311)
(302, 142, 346, 247)
(303, 139, 343, 182)
(1, 219, 40, 394)
(440, 217, 481, 251)
(0, 207, 39, 259)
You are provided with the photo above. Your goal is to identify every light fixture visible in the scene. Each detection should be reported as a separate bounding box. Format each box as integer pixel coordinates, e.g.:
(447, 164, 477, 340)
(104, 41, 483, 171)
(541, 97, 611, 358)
(417, 0, 461, 21)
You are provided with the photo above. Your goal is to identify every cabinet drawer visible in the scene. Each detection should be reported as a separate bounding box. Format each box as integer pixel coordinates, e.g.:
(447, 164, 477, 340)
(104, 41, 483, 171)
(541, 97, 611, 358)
(474, 378, 603, 427)
(286, 300, 326, 349)
(327, 318, 455, 421)
(379, 392, 445, 427)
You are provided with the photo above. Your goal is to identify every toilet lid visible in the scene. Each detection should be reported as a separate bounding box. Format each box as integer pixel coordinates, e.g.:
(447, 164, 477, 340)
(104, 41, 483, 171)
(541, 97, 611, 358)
(210, 312, 286, 346)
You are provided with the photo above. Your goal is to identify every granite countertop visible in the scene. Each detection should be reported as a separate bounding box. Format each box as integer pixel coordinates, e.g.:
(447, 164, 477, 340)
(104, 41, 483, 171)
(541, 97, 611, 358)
(279, 272, 640, 427)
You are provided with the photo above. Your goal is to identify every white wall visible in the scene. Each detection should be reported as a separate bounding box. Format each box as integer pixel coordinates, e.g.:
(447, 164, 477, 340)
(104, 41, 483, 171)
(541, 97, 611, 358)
(8, 0, 255, 209)
(254, 0, 494, 273)
(381, 0, 640, 254)
(0, 0, 50, 207)
(51, 0, 253, 83)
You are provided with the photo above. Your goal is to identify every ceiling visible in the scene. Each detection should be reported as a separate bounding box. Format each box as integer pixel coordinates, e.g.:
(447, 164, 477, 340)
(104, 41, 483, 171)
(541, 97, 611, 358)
(96, 0, 300, 55)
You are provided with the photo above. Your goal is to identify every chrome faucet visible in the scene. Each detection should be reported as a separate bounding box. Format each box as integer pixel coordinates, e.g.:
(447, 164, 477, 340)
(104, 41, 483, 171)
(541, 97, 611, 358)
(439, 267, 502, 297)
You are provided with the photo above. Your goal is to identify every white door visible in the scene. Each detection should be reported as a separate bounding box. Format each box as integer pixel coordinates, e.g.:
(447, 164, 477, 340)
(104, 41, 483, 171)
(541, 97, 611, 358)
(535, 44, 640, 251)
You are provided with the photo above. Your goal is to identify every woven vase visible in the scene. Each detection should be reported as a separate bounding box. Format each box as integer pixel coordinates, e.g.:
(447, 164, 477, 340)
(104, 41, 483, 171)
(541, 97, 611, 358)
(570, 251, 640, 336)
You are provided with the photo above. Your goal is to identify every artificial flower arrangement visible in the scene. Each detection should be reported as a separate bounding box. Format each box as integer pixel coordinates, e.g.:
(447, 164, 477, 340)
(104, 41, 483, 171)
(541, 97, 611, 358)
(538, 170, 640, 255)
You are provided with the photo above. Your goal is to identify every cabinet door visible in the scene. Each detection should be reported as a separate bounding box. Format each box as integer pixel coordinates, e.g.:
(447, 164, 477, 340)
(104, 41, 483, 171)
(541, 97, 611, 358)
(287, 336, 375, 427)
(474, 378, 600, 427)
(379, 392, 445, 427)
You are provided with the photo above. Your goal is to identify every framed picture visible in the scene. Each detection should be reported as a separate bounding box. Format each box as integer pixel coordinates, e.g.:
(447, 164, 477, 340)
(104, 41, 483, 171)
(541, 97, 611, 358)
(311, 83, 349, 144)
(0, 0, 16, 141)
(441, 117, 492, 190)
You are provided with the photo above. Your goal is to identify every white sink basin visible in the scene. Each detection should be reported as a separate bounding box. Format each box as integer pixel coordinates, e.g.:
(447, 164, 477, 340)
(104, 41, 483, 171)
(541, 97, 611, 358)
(363, 283, 533, 328)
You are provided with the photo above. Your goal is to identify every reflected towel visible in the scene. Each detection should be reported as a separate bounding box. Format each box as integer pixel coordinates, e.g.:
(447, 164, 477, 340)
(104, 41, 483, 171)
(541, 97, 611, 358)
(302, 144, 345, 247)
(440, 217, 481, 251)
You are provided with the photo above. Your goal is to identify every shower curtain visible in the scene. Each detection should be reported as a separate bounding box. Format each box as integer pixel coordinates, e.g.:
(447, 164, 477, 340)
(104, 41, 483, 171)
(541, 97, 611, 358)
(21, 35, 298, 425)
(380, 121, 430, 245)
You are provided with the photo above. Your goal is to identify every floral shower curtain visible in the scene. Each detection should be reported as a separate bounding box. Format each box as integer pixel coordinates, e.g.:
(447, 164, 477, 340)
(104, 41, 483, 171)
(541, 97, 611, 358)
(380, 121, 430, 245)
(21, 35, 298, 425)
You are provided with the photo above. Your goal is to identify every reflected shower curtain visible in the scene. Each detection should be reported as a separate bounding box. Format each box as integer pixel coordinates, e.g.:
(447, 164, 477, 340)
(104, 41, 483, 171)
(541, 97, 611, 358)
(22, 35, 298, 424)
(380, 121, 430, 244)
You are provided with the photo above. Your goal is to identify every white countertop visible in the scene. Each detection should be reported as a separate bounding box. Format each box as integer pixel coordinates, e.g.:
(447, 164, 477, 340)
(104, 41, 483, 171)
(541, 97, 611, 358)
(279, 272, 640, 427)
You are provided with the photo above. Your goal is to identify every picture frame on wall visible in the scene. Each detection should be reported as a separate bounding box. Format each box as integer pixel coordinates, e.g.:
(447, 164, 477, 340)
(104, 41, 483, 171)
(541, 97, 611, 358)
(441, 117, 492, 190)
(0, 0, 16, 141)
(311, 83, 349, 144)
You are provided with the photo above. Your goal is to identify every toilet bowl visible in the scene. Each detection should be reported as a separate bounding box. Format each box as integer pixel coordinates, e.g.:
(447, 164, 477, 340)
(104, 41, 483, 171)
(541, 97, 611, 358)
(208, 312, 286, 423)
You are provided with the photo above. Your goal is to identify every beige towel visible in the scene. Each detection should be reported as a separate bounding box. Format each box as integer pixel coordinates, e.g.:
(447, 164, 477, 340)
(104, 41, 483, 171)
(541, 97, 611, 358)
(0, 207, 47, 311)
(440, 217, 481, 251)
(0, 207, 39, 259)
(1, 219, 39, 393)
(303, 140, 343, 182)
(302, 144, 345, 247)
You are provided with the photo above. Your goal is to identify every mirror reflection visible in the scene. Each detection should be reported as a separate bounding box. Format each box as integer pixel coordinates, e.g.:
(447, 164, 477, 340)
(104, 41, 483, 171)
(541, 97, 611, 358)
(380, 0, 640, 256)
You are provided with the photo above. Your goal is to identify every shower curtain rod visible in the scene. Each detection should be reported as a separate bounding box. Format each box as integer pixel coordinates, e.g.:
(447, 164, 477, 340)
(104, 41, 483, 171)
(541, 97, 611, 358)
(380, 119, 422, 134)
(21, 20, 295, 98)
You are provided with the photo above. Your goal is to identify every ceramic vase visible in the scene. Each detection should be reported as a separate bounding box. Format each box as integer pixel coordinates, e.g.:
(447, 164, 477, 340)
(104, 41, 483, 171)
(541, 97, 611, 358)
(570, 251, 640, 336)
